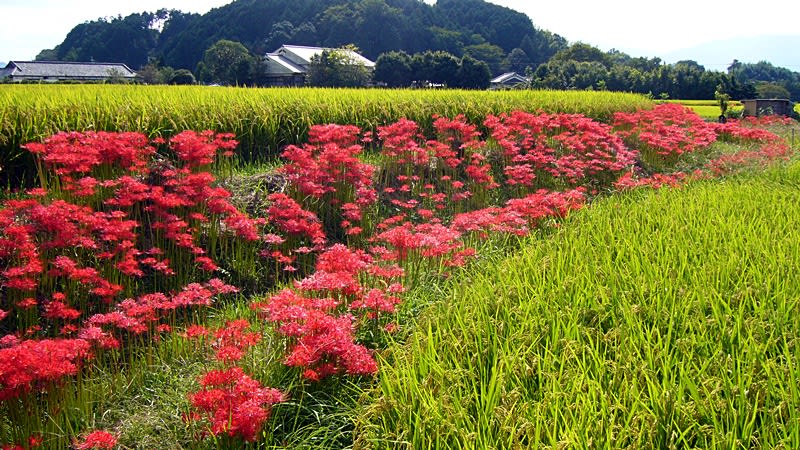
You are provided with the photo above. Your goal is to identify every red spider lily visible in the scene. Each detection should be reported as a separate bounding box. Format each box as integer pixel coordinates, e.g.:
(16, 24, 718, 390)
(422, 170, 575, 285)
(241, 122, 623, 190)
(614, 171, 689, 190)
(370, 221, 462, 263)
(74, 430, 117, 449)
(486, 110, 636, 188)
(24, 131, 154, 176)
(377, 118, 430, 166)
(210, 319, 261, 364)
(613, 104, 716, 160)
(0, 338, 92, 401)
(350, 288, 401, 314)
(169, 130, 237, 168)
(188, 367, 285, 442)
(266, 193, 326, 245)
(711, 120, 782, 143)
(280, 124, 376, 199)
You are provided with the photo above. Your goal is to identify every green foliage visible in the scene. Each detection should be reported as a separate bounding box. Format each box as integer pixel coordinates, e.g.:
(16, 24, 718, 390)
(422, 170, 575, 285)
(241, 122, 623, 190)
(43, 10, 183, 70)
(44, 0, 550, 75)
(199, 39, 255, 86)
(169, 69, 196, 85)
(359, 163, 800, 448)
(715, 84, 731, 116)
(374, 51, 413, 88)
(504, 48, 532, 74)
(455, 56, 491, 89)
(307, 48, 372, 88)
(730, 60, 800, 101)
(411, 51, 460, 86)
(756, 81, 792, 99)
(551, 42, 613, 68)
(463, 43, 508, 75)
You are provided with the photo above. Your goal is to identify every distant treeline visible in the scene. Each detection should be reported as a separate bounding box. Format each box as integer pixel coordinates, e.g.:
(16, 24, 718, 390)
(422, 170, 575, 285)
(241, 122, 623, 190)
(31, 0, 800, 100)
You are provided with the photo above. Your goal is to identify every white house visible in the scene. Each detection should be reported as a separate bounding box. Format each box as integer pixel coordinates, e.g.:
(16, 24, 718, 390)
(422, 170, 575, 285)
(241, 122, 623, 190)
(263, 45, 375, 86)
(490, 72, 530, 89)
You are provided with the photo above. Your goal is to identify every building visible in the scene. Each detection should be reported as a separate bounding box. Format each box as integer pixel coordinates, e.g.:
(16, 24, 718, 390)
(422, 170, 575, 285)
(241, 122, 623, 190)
(262, 45, 375, 87)
(0, 61, 136, 83)
(490, 72, 530, 89)
(741, 99, 793, 117)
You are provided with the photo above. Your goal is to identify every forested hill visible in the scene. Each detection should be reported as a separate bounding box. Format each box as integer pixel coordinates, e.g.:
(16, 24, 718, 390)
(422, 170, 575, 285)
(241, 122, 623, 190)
(37, 0, 566, 72)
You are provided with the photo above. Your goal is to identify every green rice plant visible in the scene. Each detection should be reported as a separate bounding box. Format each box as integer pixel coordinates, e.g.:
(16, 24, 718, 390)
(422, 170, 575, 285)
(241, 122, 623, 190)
(661, 100, 744, 120)
(357, 163, 800, 449)
(0, 86, 652, 185)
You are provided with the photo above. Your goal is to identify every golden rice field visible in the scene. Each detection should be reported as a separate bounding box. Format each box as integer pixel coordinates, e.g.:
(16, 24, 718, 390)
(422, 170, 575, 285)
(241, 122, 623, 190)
(0, 85, 651, 183)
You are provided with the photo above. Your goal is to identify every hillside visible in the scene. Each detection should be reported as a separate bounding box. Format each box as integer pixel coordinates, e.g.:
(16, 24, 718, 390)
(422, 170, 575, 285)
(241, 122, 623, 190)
(38, 0, 565, 72)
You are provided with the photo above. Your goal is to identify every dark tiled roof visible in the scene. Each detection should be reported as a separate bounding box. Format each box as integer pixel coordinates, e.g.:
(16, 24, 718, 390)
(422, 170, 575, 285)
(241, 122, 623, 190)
(1, 61, 136, 79)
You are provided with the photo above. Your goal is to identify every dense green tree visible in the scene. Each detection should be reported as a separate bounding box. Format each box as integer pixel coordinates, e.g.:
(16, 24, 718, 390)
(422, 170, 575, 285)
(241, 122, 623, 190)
(199, 39, 255, 85)
(412, 50, 460, 86)
(551, 43, 612, 68)
(35, 48, 59, 61)
(505, 48, 531, 74)
(169, 69, 196, 85)
(307, 48, 371, 87)
(136, 62, 172, 84)
(455, 55, 491, 89)
(463, 43, 507, 75)
(519, 30, 567, 69)
(756, 82, 792, 99)
(374, 51, 414, 87)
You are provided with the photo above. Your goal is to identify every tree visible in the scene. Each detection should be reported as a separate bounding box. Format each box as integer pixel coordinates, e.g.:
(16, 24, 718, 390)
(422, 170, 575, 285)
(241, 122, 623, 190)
(169, 69, 196, 85)
(455, 55, 491, 89)
(199, 39, 255, 85)
(505, 48, 531, 74)
(756, 82, 791, 99)
(412, 51, 460, 86)
(307, 48, 371, 87)
(551, 42, 612, 68)
(463, 43, 507, 75)
(374, 51, 413, 87)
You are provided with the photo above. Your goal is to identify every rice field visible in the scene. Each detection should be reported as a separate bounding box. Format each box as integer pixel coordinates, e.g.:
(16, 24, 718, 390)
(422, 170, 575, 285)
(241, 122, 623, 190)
(0, 87, 797, 448)
(662, 99, 744, 119)
(0, 85, 651, 184)
(359, 162, 800, 449)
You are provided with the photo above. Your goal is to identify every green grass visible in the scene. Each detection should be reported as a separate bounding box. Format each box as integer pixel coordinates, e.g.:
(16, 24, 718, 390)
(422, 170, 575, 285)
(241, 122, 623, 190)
(358, 163, 800, 449)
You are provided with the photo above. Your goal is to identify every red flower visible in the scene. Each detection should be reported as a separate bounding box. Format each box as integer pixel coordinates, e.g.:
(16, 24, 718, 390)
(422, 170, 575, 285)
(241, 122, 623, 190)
(74, 430, 117, 449)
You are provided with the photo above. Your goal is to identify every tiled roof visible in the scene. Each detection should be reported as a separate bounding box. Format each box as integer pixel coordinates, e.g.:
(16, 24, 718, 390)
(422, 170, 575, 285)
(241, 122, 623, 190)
(1, 61, 136, 79)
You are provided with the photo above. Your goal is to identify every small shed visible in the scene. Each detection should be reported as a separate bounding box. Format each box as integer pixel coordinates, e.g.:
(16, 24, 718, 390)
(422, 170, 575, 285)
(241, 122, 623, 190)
(741, 99, 792, 117)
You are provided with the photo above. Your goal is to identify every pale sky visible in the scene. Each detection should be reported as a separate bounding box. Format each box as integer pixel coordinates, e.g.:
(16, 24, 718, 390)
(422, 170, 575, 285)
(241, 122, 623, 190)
(1, 0, 798, 65)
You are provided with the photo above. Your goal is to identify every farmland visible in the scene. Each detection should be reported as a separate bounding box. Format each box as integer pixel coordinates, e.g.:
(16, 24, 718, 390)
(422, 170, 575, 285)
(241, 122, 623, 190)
(361, 162, 800, 448)
(0, 86, 650, 185)
(662, 99, 744, 119)
(0, 86, 798, 449)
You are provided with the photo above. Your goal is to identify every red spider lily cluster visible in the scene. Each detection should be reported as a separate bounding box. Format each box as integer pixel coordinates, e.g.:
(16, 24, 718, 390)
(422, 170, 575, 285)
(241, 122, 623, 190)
(613, 104, 718, 166)
(487, 111, 637, 188)
(1, 104, 794, 447)
(74, 430, 117, 450)
(188, 366, 284, 442)
(1, 131, 254, 444)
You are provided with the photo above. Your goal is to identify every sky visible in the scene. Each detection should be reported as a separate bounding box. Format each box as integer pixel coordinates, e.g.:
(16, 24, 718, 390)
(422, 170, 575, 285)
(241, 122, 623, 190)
(2, 0, 799, 69)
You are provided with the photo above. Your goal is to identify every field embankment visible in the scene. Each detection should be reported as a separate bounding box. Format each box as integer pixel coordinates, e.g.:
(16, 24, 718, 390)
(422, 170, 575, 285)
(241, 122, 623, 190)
(360, 163, 800, 449)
